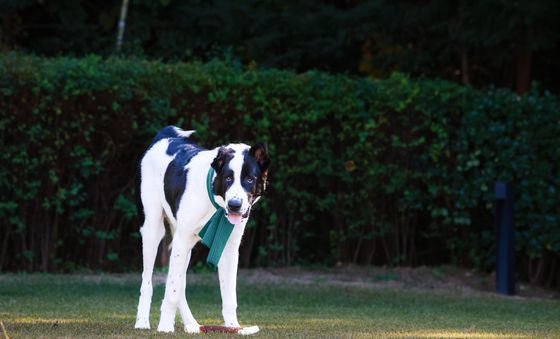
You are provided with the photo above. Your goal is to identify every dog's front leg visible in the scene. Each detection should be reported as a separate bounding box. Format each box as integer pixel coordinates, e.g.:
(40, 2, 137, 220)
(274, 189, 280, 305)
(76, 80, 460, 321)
(217, 220, 247, 327)
(157, 230, 198, 333)
(178, 249, 200, 333)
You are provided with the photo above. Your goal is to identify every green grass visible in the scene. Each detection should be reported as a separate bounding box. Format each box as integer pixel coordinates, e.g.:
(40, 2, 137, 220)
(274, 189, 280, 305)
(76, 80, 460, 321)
(1, 270, 559, 338)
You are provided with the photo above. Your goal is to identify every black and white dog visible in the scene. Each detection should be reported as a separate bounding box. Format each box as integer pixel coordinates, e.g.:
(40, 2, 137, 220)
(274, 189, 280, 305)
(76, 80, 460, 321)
(134, 126, 270, 333)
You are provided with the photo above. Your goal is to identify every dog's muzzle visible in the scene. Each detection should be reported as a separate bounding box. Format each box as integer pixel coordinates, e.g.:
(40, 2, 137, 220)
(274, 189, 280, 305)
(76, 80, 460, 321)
(225, 199, 251, 225)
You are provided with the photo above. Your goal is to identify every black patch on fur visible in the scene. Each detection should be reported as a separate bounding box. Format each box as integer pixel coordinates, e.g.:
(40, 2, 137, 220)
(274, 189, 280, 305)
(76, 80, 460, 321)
(249, 142, 270, 173)
(211, 148, 235, 200)
(151, 126, 185, 148)
(136, 128, 186, 226)
(162, 132, 203, 218)
(164, 163, 188, 218)
(138, 125, 196, 211)
(138, 126, 186, 224)
(167, 137, 196, 156)
(242, 149, 267, 203)
(248, 143, 270, 200)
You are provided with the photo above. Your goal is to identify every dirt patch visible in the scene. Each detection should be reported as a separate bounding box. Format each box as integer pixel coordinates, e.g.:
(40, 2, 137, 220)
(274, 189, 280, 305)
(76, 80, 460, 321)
(238, 265, 559, 300)
(25, 265, 556, 300)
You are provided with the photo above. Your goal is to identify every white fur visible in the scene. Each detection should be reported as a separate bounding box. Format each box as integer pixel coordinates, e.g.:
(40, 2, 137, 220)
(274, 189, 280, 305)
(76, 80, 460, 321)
(134, 139, 254, 333)
(173, 127, 196, 138)
(185, 324, 201, 333)
(239, 326, 260, 335)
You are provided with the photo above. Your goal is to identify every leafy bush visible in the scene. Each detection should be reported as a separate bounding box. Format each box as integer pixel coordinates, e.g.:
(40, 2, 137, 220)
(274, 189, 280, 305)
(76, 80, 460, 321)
(0, 53, 558, 286)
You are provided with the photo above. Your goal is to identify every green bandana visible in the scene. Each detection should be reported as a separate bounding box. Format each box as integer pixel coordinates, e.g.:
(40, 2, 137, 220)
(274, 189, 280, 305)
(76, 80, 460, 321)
(198, 167, 234, 269)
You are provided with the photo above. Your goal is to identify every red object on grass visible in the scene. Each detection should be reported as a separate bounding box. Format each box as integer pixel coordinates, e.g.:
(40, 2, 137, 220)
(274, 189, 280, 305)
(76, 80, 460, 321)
(199, 325, 242, 333)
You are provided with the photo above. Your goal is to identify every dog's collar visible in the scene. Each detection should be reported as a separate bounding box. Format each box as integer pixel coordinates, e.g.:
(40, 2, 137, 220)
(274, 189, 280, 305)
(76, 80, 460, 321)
(205, 167, 220, 210)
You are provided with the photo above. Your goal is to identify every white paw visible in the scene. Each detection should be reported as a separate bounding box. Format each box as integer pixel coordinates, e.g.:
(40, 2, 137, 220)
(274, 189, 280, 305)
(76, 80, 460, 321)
(157, 322, 175, 333)
(225, 320, 241, 328)
(158, 307, 177, 333)
(134, 318, 150, 329)
(185, 324, 201, 333)
(239, 326, 260, 335)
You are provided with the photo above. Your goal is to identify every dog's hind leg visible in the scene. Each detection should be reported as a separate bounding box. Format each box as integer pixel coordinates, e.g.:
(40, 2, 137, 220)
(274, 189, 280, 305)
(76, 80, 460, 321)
(157, 227, 199, 333)
(135, 209, 165, 329)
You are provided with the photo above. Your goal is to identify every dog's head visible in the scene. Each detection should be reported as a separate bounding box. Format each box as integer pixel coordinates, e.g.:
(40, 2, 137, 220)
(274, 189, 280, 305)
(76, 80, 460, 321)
(211, 142, 270, 224)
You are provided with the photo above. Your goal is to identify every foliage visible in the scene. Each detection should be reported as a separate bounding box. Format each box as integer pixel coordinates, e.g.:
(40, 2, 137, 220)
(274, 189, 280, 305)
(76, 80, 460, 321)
(1, 0, 560, 92)
(0, 53, 559, 287)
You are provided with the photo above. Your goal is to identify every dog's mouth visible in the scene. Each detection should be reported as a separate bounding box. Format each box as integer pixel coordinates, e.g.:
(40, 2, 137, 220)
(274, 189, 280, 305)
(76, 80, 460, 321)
(225, 208, 250, 225)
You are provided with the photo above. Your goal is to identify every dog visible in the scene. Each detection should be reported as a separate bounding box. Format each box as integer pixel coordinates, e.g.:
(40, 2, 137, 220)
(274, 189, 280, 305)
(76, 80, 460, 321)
(134, 126, 270, 333)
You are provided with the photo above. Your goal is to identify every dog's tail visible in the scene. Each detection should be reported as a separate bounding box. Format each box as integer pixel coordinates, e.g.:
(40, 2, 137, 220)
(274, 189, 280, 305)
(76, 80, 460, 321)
(172, 126, 196, 138)
(145, 125, 195, 151)
(153, 125, 195, 143)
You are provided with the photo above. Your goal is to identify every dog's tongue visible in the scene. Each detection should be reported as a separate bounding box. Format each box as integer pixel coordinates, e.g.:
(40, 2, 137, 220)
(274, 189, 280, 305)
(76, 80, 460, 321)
(227, 213, 243, 225)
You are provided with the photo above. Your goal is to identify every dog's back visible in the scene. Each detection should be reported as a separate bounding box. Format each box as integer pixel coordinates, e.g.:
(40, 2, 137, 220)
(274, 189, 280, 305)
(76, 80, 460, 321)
(135, 126, 199, 227)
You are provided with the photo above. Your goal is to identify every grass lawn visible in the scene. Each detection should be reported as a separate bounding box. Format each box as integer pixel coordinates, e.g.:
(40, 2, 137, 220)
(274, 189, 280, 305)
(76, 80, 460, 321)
(1, 267, 559, 338)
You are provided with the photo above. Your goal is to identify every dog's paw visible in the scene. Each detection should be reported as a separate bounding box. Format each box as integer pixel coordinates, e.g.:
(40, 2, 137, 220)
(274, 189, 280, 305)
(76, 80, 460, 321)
(239, 326, 260, 335)
(185, 324, 201, 334)
(224, 320, 241, 328)
(157, 308, 177, 333)
(157, 322, 175, 333)
(134, 318, 150, 329)
(157, 326, 175, 333)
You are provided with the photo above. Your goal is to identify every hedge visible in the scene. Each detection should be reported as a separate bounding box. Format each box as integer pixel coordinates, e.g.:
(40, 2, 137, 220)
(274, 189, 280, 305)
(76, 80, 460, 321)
(1, 53, 558, 286)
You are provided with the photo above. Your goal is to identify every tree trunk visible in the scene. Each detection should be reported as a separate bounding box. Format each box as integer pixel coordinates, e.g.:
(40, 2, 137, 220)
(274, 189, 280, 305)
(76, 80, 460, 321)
(353, 237, 363, 264)
(366, 237, 376, 265)
(529, 256, 545, 285)
(241, 226, 256, 268)
(460, 49, 470, 85)
(115, 0, 130, 52)
(514, 23, 533, 94)
(515, 46, 532, 94)
(0, 224, 11, 270)
(458, 0, 470, 86)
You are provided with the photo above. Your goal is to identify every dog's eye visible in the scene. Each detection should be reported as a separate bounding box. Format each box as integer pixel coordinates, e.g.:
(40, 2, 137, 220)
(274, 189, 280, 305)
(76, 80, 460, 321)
(225, 176, 233, 182)
(246, 177, 254, 184)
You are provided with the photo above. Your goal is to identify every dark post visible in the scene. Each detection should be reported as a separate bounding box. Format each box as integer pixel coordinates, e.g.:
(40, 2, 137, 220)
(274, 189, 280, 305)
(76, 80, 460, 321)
(494, 181, 515, 295)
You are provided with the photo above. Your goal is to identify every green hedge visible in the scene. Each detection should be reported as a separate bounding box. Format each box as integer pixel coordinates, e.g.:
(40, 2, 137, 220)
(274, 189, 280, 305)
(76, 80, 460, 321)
(1, 53, 558, 286)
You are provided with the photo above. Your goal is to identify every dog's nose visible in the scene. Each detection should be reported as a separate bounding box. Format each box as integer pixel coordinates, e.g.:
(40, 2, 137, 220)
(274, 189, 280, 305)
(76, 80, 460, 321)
(227, 199, 242, 212)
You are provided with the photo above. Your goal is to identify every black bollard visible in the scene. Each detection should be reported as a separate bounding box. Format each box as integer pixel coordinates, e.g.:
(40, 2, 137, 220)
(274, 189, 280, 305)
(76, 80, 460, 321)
(494, 181, 515, 295)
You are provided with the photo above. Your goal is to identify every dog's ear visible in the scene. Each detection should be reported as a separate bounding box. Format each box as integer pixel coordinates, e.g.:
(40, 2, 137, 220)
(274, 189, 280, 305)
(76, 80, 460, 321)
(249, 142, 270, 173)
(211, 147, 229, 173)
